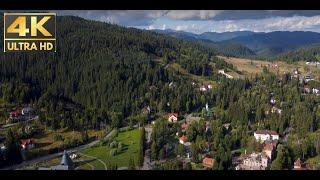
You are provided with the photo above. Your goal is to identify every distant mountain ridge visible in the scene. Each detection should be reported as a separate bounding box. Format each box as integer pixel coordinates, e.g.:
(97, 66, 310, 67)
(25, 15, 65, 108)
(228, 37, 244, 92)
(153, 29, 256, 42)
(153, 29, 320, 58)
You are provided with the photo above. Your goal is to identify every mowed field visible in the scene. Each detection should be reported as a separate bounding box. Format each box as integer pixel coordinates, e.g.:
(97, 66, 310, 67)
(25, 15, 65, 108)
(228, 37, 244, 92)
(25, 128, 141, 170)
(78, 128, 141, 170)
(217, 56, 320, 80)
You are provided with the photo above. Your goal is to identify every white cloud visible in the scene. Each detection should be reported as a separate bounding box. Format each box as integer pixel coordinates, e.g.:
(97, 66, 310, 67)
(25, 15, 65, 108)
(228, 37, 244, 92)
(165, 10, 223, 20)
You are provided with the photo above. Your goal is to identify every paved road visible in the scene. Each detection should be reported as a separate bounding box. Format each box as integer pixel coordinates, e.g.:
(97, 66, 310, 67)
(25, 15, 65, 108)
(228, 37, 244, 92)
(141, 127, 154, 170)
(1, 116, 39, 129)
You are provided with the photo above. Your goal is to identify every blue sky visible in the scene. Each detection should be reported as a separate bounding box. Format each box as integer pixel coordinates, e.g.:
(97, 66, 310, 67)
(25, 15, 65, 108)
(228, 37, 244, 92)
(56, 10, 320, 34)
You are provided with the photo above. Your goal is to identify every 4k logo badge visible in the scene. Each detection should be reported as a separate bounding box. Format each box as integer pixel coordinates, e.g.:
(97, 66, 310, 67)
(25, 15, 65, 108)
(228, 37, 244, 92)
(4, 13, 56, 52)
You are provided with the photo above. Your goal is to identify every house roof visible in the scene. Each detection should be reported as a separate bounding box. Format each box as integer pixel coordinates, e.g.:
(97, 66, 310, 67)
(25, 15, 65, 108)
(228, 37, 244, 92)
(168, 113, 178, 118)
(255, 130, 278, 136)
(203, 157, 215, 167)
(21, 139, 35, 146)
(294, 158, 302, 167)
(263, 143, 274, 151)
(180, 135, 188, 142)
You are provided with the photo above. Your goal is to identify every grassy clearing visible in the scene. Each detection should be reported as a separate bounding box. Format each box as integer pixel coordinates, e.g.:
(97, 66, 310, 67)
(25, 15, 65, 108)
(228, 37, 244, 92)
(169, 63, 217, 87)
(79, 128, 141, 168)
(217, 56, 320, 80)
(27, 128, 107, 158)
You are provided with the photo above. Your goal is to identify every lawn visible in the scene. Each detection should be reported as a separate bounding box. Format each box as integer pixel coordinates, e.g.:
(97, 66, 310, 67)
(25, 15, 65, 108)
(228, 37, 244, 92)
(79, 128, 141, 169)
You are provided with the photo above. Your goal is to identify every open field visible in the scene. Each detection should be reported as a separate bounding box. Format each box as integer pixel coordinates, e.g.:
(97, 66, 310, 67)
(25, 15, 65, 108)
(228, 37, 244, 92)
(78, 128, 141, 169)
(169, 63, 217, 87)
(217, 56, 320, 80)
(27, 127, 107, 159)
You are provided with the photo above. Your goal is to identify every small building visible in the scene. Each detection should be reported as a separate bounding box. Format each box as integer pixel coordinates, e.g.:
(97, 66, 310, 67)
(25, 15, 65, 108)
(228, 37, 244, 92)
(312, 88, 320, 95)
(254, 130, 279, 142)
(20, 139, 35, 150)
(271, 106, 282, 115)
(304, 86, 311, 94)
(222, 123, 231, 130)
(305, 75, 314, 82)
(168, 113, 178, 123)
(293, 158, 309, 170)
(179, 135, 188, 145)
(199, 86, 207, 92)
(45, 150, 74, 170)
(236, 152, 269, 170)
(142, 106, 151, 115)
(22, 107, 34, 116)
(202, 157, 215, 168)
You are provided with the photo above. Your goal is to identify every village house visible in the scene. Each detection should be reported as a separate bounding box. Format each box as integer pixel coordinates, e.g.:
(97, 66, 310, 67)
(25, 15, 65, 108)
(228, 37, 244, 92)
(222, 123, 231, 131)
(20, 139, 35, 150)
(179, 135, 188, 145)
(271, 106, 282, 115)
(235, 152, 269, 170)
(304, 74, 314, 82)
(293, 158, 309, 170)
(312, 88, 320, 95)
(142, 106, 151, 115)
(202, 157, 215, 168)
(22, 107, 34, 116)
(304, 86, 311, 94)
(199, 84, 213, 92)
(254, 130, 279, 142)
(205, 122, 210, 132)
(168, 113, 178, 123)
(199, 85, 207, 92)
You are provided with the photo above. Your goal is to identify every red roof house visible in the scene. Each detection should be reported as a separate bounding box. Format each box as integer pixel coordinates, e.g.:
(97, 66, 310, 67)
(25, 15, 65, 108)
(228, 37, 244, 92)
(202, 157, 215, 168)
(21, 139, 35, 150)
(168, 113, 178, 123)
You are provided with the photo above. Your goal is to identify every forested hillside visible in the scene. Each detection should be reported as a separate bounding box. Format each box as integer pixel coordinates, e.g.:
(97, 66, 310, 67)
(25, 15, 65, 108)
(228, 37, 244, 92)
(278, 44, 320, 63)
(0, 16, 218, 130)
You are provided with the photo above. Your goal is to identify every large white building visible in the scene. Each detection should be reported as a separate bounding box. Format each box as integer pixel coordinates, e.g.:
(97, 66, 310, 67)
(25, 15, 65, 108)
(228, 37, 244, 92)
(254, 130, 279, 142)
(235, 152, 269, 170)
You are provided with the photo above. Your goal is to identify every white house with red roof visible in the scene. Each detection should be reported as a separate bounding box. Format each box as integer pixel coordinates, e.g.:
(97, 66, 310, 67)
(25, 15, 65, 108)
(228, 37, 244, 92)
(168, 113, 178, 123)
(179, 135, 188, 145)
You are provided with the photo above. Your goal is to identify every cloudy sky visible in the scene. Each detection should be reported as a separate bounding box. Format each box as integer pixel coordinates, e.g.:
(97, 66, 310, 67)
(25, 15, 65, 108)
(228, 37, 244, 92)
(56, 10, 320, 34)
